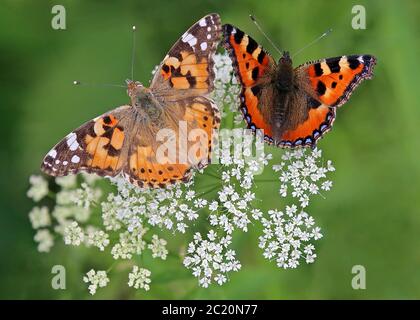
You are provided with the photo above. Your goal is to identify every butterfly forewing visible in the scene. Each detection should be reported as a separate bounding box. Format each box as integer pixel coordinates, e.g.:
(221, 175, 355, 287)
(41, 105, 134, 177)
(222, 24, 277, 142)
(151, 13, 222, 98)
(297, 55, 377, 108)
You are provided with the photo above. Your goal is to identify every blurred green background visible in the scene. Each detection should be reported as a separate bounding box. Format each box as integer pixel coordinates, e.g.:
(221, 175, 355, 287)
(1, 0, 419, 299)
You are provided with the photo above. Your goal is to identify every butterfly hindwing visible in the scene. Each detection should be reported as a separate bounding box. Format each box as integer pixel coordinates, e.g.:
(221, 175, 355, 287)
(279, 103, 336, 148)
(151, 13, 222, 98)
(124, 96, 220, 188)
(41, 105, 133, 177)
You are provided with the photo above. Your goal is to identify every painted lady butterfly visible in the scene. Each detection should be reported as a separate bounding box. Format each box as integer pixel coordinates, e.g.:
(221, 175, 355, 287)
(42, 14, 222, 188)
(223, 23, 376, 148)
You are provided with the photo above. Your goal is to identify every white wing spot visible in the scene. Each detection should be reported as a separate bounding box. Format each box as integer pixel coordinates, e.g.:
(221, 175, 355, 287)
(199, 18, 207, 27)
(200, 42, 207, 51)
(71, 155, 80, 164)
(63, 161, 68, 166)
(66, 132, 79, 151)
(181, 32, 197, 47)
(181, 31, 188, 40)
(207, 26, 211, 32)
(55, 160, 60, 164)
(207, 34, 211, 40)
(48, 149, 57, 159)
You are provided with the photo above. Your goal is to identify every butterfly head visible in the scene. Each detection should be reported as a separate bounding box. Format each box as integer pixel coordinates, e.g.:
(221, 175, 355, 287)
(279, 51, 292, 65)
(126, 79, 144, 98)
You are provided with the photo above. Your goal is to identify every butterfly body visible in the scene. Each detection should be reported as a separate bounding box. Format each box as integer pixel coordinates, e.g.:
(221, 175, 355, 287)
(275, 52, 294, 91)
(42, 14, 222, 188)
(262, 51, 314, 140)
(127, 81, 164, 125)
(223, 24, 377, 148)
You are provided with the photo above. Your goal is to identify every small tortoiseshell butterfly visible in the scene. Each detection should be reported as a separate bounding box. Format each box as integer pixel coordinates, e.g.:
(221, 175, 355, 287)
(222, 24, 376, 148)
(41, 14, 222, 188)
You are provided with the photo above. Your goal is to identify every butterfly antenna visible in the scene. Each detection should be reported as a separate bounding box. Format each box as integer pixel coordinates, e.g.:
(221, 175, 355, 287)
(73, 81, 125, 88)
(292, 28, 332, 58)
(131, 25, 136, 81)
(249, 15, 282, 56)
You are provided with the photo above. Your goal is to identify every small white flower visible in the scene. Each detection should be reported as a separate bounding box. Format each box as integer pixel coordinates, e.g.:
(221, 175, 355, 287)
(51, 205, 73, 222)
(63, 221, 84, 246)
(34, 229, 54, 252)
(83, 269, 109, 295)
(74, 183, 102, 209)
(148, 235, 168, 260)
(29, 206, 51, 229)
(81, 172, 100, 185)
(209, 201, 219, 212)
(321, 180, 333, 191)
(128, 266, 151, 291)
(56, 189, 78, 205)
(27, 175, 48, 202)
(55, 175, 77, 189)
(86, 229, 110, 251)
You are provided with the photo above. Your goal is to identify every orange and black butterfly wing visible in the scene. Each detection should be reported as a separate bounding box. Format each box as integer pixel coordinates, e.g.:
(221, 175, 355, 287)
(124, 97, 220, 188)
(41, 105, 133, 177)
(279, 54, 377, 148)
(300, 55, 376, 107)
(278, 102, 336, 148)
(151, 13, 222, 98)
(222, 24, 277, 143)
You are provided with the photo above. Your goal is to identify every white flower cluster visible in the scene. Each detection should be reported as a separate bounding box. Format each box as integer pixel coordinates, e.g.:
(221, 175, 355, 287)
(74, 182, 102, 209)
(148, 235, 168, 260)
(28, 174, 102, 253)
(208, 145, 271, 235)
(103, 174, 201, 234)
(86, 227, 110, 251)
(83, 269, 109, 295)
(63, 221, 84, 246)
(110, 226, 148, 259)
(212, 53, 241, 116)
(259, 206, 322, 269)
(29, 203, 54, 252)
(34, 229, 54, 253)
(128, 266, 152, 291)
(274, 148, 335, 208)
(27, 175, 49, 202)
(29, 206, 51, 229)
(184, 231, 241, 288)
